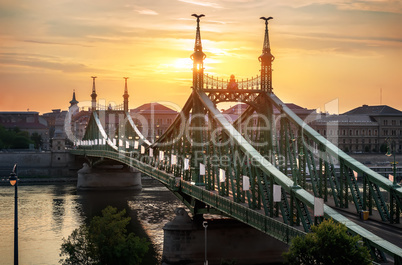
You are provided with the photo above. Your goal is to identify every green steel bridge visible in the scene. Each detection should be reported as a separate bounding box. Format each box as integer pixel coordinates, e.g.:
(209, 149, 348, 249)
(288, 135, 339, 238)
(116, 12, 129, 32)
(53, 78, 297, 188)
(70, 15, 402, 264)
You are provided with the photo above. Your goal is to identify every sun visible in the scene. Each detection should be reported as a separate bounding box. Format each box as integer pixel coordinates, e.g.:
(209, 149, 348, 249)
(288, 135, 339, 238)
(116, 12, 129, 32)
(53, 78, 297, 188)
(173, 58, 193, 70)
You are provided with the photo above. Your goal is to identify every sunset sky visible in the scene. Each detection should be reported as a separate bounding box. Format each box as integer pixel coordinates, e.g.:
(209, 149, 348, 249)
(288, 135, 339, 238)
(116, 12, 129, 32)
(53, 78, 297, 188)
(0, 0, 401, 114)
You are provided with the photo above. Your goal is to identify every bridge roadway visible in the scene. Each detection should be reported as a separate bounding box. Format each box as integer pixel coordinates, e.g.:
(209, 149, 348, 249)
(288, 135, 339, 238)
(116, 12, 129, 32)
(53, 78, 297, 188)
(324, 196, 402, 248)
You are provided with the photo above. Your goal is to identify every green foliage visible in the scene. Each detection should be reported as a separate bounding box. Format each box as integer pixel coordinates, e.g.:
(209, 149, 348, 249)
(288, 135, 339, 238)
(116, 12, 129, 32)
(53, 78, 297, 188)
(60, 206, 149, 265)
(283, 219, 372, 265)
(30, 132, 43, 149)
(0, 125, 33, 149)
(60, 225, 97, 265)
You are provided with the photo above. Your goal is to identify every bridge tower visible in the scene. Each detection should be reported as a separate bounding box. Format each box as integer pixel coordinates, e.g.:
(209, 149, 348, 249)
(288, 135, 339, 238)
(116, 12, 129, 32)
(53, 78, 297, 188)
(259, 17, 275, 93)
(91, 76, 97, 111)
(190, 14, 206, 185)
(123, 77, 129, 113)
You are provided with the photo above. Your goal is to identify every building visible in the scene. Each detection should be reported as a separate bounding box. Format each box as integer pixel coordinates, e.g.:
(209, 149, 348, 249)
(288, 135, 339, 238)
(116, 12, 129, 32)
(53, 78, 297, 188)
(311, 104, 402, 153)
(0, 111, 49, 150)
(130, 103, 179, 141)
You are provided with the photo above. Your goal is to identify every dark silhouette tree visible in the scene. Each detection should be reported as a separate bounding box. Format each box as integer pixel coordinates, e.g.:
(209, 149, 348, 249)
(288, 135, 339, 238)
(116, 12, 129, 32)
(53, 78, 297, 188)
(283, 219, 371, 265)
(60, 206, 149, 265)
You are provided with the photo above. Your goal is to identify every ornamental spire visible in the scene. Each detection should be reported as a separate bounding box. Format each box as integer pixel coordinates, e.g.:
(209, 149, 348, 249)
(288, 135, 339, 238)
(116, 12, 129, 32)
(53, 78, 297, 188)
(192, 14, 205, 53)
(190, 14, 206, 91)
(123, 77, 129, 113)
(260, 16, 273, 55)
(259, 17, 275, 93)
(91, 76, 97, 111)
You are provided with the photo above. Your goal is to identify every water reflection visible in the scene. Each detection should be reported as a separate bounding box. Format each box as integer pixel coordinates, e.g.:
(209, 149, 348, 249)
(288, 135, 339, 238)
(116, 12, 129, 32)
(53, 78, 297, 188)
(0, 178, 185, 265)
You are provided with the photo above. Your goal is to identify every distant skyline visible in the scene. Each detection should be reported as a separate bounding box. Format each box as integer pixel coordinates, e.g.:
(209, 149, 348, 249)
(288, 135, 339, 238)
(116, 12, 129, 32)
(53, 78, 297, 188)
(1, 0, 401, 114)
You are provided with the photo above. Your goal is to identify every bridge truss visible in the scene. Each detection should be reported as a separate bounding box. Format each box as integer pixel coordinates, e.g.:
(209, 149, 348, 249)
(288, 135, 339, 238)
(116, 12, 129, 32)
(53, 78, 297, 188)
(71, 15, 402, 264)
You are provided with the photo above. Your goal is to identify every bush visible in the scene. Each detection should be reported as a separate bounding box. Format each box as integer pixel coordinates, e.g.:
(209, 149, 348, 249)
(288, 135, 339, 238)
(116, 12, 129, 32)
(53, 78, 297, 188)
(60, 206, 149, 265)
(283, 219, 371, 265)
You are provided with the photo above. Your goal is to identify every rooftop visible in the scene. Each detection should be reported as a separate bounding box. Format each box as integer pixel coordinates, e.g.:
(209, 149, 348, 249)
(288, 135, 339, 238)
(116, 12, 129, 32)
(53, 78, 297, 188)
(343, 104, 402, 116)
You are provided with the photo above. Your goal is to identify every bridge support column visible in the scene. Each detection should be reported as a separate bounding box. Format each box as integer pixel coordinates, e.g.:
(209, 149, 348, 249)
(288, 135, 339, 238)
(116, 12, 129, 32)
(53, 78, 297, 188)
(77, 163, 142, 190)
(162, 208, 288, 265)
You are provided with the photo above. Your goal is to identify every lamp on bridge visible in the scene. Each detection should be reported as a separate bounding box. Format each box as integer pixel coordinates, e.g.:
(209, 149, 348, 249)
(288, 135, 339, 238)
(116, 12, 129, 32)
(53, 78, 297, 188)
(385, 138, 400, 224)
(385, 138, 398, 186)
(9, 164, 19, 265)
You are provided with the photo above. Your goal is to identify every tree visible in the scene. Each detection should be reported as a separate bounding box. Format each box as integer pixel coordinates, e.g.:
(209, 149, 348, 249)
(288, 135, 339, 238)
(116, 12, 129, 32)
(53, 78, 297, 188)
(60, 225, 97, 265)
(283, 219, 372, 265)
(30, 132, 43, 149)
(60, 206, 149, 265)
(0, 125, 32, 149)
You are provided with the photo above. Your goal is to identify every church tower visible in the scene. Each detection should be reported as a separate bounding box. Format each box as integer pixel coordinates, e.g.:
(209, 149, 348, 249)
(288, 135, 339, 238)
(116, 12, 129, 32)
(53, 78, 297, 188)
(69, 90, 79, 107)
(123, 77, 129, 113)
(259, 17, 275, 93)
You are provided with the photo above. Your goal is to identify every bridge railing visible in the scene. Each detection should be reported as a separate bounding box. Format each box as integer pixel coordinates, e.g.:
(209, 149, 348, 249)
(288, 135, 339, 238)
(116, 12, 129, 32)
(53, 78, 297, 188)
(266, 93, 402, 224)
(203, 74, 261, 90)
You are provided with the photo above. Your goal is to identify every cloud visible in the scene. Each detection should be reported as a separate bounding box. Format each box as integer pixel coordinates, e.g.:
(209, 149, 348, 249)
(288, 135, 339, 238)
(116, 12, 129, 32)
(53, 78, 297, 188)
(135, 8, 158, 15)
(0, 53, 95, 73)
(178, 0, 223, 9)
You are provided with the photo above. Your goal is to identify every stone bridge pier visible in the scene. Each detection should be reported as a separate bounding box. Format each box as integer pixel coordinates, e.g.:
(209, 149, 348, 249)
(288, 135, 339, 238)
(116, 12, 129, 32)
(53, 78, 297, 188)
(162, 208, 288, 265)
(77, 163, 142, 190)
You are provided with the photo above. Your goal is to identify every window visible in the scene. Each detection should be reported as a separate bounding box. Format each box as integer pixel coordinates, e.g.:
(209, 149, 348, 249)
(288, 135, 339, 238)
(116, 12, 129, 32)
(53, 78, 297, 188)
(343, 130, 346, 136)
(355, 130, 359, 136)
(349, 130, 353, 136)
(356, 139, 358, 144)
(362, 130, 365, 136)
(392, 120, 396, 126)
(374, 130, 378, 136)
(368, 130, 371, 136)
(384, 130, 388, 136)
(384, 120, 388, 126)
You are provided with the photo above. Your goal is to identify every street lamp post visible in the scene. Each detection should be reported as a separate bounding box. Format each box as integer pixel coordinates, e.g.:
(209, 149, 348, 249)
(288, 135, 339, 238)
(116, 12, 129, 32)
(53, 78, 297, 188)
(385, 140, 398, 186)
(386, 139, 400, 224)
(203, 221, 208, 265)
(9, 164, 19, 265)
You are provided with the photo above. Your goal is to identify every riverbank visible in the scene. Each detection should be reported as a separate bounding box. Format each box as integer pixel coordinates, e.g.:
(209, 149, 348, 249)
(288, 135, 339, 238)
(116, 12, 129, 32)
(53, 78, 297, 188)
(0, 176, 77, 185)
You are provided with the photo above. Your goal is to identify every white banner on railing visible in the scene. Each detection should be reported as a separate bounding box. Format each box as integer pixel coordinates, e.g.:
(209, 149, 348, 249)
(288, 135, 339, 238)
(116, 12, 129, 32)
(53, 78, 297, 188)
(134, 141, 139, 149)
(200, 163, 205, 175)
(184, 158, 189, 170)
(243, 176, 250, 191)
(149, 148, 153, 157)
(314, 197, 324, 217)
(171, 154, 177, 165)
(273, 184, 281, 202)
(141, 145, 145, 154)
(219, 168, 226, 182)
(159, 151, 164, 161)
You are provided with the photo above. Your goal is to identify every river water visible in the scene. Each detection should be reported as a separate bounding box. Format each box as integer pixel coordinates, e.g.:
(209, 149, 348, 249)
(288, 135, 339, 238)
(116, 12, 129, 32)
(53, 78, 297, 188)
(0, 178, 184, 265)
